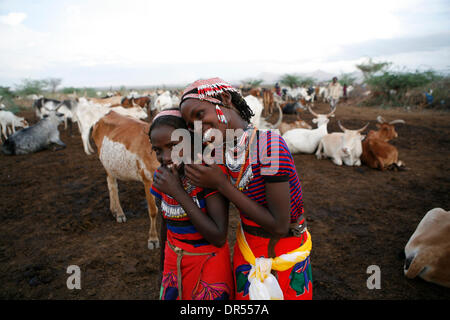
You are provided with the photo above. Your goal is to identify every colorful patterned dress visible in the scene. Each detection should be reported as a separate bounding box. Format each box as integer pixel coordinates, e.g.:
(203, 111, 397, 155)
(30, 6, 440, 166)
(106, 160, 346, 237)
(224, 128, 313, 300)
(151, 174, 234, 300)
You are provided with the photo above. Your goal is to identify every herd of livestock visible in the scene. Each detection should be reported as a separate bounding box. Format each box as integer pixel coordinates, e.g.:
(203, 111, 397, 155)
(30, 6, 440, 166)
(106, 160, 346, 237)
(0, 87, 449, 290)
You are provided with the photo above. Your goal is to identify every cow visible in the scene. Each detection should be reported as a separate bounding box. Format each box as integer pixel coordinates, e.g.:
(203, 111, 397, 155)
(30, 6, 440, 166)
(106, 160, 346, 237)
(2, 109, 65, 155)
(32, 97, 61, 120)
(279, 117, 312, 135)
(0, 110, 29, 140)
(244, 95, 283, 131)
(281, 101, 306, 115)
(153, 91, 174, 112)
(248, 87, 261, 98)
(40, 99, 78, 136)
(92, 111, 160, 249)
(404, 208, 450, 288)
(74, 98, 148, 155)
(87, 95, 123, 106)
(361, 116, 405, 170)
(316, 121, 369, 166)
(120, 96, 151, 109)
(282, 106, 336, 154)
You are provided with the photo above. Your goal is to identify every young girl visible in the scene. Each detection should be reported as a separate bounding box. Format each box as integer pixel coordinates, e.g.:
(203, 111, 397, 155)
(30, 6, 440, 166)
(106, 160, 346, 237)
(179, 78, 313, 300)
(149, 108, 234, 300)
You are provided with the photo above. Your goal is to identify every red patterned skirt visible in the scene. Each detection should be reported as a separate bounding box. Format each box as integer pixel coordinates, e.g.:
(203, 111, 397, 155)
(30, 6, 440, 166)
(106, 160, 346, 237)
(160, 241, 234, 300)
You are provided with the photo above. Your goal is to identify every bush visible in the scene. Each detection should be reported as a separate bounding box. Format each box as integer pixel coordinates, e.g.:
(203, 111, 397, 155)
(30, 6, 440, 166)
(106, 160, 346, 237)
(0, 86, 20, 112)
(366, 70, 442, 95)
(60, 87, 97, 97)
(15, 79, 49, 96)
(279, 74, 316, 88)
(360, 69, 448, 109)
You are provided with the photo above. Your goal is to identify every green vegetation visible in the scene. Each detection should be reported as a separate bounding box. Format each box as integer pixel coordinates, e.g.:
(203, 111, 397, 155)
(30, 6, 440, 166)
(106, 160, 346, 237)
(14, 79, 49, 96)
(279, 74, 316, 88)
(357, 59, 448, 109)
(241, 78, 264, 88)
(356, 58, 391, 80)
(338, 73, 357, 86)
(0, 86, 18, 111)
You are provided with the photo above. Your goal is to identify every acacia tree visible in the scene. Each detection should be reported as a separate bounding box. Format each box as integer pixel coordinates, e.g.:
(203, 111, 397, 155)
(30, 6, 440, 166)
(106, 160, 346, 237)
(356, 58, 391, 81)
(338, 73, 357, 86)
(241, 78, 264, 88)
(279, 74, 302, 88)
(47, 78, 62, 93)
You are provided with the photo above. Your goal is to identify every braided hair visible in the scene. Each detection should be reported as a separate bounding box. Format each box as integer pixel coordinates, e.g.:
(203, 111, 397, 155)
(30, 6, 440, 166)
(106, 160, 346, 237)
(180, 89, 254, 123)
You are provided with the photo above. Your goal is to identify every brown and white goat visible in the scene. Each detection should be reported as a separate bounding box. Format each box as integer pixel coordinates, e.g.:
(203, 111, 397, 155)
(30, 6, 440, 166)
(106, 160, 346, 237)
(92, 111, 160, 249)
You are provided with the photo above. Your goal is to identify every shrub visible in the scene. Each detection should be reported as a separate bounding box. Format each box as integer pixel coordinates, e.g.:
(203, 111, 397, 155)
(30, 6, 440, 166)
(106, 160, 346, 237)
(15, 79, 49, 96)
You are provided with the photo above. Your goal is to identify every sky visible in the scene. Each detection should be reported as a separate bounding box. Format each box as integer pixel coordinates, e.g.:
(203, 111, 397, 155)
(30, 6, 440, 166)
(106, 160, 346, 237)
(0, 0, 449, 88)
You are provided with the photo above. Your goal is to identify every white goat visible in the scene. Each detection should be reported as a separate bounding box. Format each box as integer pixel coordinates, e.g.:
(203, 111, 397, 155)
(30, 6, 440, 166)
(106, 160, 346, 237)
(282, 106, 336, 154)
(0, 110, 29, 140)
(74, 98, 148, 155)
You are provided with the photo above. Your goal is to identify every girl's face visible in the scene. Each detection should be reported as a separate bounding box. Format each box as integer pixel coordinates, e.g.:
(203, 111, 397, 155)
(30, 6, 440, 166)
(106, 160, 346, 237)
(150, 124, 184, 170)
(180, 99, 228, 142)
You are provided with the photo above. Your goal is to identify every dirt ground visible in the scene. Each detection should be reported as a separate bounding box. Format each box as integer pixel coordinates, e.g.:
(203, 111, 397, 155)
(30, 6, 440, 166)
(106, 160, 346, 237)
(1, 100, 449, 300)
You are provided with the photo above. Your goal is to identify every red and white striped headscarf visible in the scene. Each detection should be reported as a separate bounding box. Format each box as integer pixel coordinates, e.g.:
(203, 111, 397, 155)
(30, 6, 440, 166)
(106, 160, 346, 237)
(180, 77, 238, 106)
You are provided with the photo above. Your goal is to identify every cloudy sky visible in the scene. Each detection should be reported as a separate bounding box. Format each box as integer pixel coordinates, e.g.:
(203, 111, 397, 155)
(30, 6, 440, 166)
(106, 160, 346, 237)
(0, 0, 449, 88)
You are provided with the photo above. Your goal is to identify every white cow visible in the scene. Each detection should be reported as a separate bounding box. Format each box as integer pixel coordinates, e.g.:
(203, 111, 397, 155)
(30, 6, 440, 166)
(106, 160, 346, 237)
(315, 121, 368, 166)
(404, 208, 450, 288)
(74, 98, 148, 155)
(244, 95, 283, 132)
(40, 99, 77, 133)
(154, 91, 173, 112)
(244, 95, 264, 128)
(282, 106, 336, 154)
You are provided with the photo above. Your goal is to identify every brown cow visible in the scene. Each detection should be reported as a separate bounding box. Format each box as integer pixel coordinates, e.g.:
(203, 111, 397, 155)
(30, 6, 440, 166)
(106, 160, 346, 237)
(92, 111, 160, 249)
(120, 96, 151, 109)
(361, 116, 405, 170)
(249, 87, 261, 98)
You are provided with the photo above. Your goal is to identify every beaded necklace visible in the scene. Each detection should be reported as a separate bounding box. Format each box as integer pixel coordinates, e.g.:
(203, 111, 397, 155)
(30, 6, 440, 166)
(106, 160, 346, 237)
(224, 126, 257, 191)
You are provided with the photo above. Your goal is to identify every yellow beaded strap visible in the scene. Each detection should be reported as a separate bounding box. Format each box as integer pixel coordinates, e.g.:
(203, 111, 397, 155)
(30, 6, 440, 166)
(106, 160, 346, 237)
(236, 222, 312, 273)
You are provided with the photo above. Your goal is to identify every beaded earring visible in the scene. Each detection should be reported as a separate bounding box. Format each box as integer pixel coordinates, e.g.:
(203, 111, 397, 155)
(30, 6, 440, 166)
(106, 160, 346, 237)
(215, 105, 228, 124)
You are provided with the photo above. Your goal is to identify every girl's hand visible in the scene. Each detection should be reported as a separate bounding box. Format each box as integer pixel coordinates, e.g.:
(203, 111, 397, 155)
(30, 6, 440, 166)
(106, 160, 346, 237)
(185, 161, 228, 190)
(153, 166, 185, 198)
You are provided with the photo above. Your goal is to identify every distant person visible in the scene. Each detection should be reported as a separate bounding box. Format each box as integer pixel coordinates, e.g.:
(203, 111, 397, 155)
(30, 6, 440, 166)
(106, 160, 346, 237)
(275, 82, 281, 96)
(327, 77, 343, 110)
(343, 84, 348, 101)
(282, 88, 288, 100)
(425, 89, 433, 105)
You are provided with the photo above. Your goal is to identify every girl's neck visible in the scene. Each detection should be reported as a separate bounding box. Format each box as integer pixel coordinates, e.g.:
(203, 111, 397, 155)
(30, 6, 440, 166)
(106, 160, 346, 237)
(227, 112, 249, 131)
